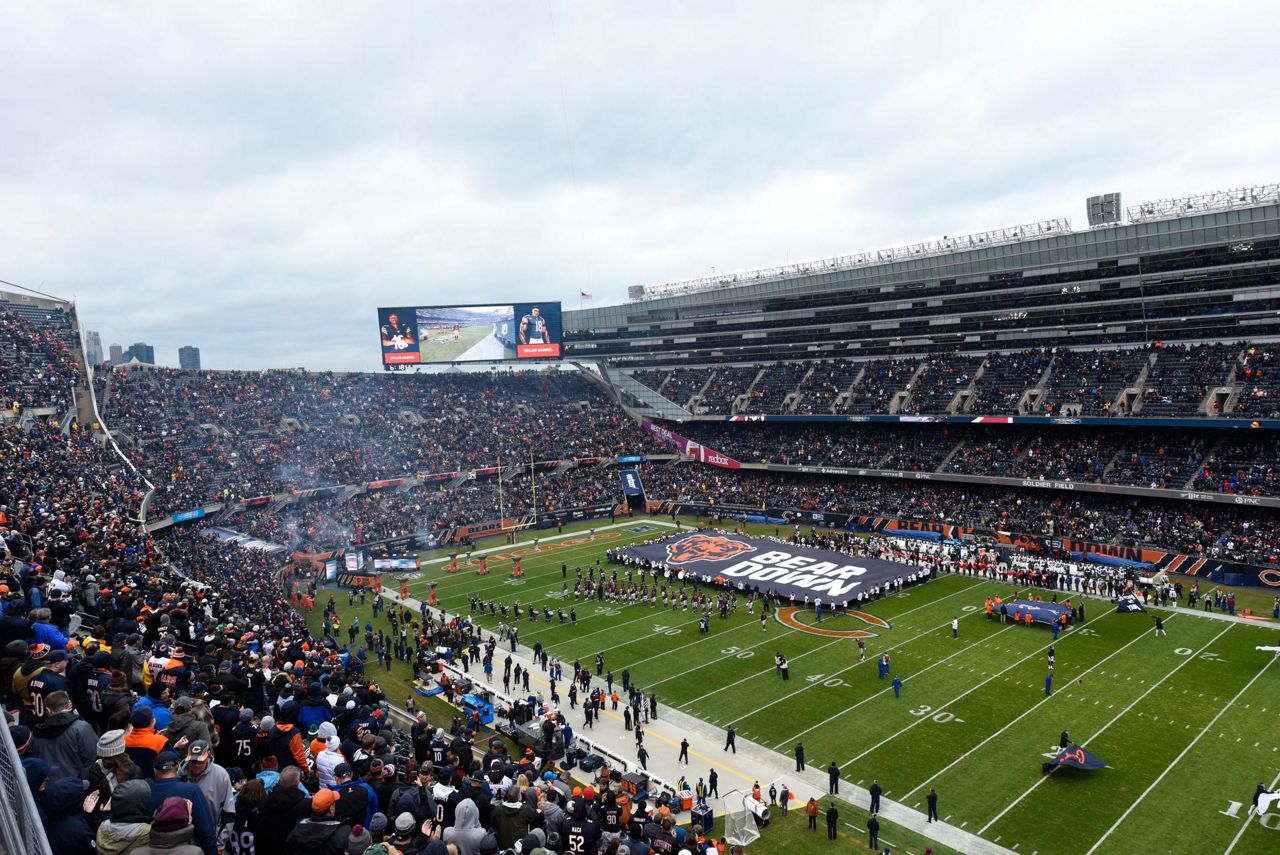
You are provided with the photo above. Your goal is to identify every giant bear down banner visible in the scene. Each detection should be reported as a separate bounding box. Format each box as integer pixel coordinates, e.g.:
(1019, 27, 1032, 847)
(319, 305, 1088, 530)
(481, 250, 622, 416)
(622, 531, 929, 605)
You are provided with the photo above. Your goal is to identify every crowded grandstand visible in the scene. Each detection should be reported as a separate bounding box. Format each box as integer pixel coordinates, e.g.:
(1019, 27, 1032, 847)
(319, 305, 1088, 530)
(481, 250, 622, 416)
(3, 184, 1280, 855)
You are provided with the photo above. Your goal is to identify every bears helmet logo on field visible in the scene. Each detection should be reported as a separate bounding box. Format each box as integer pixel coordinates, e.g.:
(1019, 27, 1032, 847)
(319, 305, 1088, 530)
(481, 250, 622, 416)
(665, 534, 756, 564)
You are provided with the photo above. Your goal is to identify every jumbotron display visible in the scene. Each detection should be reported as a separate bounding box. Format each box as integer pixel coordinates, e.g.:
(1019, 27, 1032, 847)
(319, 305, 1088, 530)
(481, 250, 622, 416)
(377, 302, 563, 366)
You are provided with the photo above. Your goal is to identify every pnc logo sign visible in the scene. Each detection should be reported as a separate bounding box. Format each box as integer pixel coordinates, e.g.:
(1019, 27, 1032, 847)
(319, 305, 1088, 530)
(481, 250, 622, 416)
(666, 534, 757, 564)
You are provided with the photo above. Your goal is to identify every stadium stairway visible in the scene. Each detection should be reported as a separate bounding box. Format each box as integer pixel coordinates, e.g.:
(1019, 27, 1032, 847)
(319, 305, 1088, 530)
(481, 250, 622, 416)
(382, 531, 1017, 854)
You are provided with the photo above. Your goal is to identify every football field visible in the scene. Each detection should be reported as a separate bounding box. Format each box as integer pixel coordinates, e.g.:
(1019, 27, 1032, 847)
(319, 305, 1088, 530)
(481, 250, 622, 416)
(403, 518, 1280, 855)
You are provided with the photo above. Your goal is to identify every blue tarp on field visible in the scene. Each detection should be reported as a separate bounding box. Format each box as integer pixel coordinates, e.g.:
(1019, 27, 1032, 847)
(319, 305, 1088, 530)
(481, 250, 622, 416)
(1004, 599, 1072, 626)
(1043, 744, 1109, 774)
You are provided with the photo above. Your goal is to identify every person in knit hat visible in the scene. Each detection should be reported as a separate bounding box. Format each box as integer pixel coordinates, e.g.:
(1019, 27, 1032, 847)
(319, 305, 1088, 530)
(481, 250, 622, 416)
(135, 796, 203, 855)
(9, 724, 32, 755)
(368, 811, 389, 842)
(346, 823, 372, 855)
(83, 729, 141, 828)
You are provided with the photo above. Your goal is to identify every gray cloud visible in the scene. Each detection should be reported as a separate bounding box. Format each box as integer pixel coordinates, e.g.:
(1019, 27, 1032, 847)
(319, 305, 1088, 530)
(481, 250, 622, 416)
(1, 1, 1277, 371)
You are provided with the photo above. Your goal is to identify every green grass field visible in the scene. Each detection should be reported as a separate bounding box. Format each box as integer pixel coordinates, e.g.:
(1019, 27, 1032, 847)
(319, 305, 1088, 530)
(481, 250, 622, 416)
(333, 517, 1280, 854)
(415, 323, 491, 362)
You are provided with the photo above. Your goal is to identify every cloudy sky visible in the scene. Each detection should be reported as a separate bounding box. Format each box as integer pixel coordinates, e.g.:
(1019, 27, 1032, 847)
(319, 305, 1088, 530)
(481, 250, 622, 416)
(2, 1, 1277, 371)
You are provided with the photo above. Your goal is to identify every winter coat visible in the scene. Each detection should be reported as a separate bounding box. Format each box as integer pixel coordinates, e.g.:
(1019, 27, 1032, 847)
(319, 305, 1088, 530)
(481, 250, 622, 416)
(164, 712, 210, 750)
(284, 817, 352, 855)
(96, 819, 153, 855)
(130, 824, 204, 855)
(297, 695, 333, 732)
(29, 709, 98, 780)
(39, 776, 96, 855)
(253, 779, 310, 852)
(443, 798, 487, 855)
(490, 798, 538, 849)
(95, 778, 154, 855)
(314, 739, 346, 789)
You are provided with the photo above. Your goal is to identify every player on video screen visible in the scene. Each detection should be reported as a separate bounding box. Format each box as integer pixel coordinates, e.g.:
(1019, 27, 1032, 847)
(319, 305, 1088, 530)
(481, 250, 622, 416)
(519, 306, 552, 345)
(380, 312, 416, 352)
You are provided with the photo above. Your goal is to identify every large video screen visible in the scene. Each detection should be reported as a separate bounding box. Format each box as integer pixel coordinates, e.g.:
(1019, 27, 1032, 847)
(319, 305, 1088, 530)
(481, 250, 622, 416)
(378, 302, 563, 365)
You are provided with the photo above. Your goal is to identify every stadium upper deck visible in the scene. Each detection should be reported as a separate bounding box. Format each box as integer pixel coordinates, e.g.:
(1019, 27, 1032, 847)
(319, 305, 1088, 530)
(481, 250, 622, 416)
(563, 192, 1280, 371)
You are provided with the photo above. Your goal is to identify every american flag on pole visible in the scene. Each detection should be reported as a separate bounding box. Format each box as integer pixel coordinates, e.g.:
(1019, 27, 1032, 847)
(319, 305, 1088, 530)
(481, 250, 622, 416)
(580, 291, 593, 301)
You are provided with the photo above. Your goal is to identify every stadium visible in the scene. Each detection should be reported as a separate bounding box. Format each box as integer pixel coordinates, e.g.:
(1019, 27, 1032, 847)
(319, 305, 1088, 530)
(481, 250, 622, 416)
(2, 180, 1279, 855)
(4, 7, 1280, 855)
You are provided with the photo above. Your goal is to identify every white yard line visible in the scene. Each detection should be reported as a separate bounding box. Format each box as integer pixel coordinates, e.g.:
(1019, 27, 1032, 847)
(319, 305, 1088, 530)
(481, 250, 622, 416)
(423, 526, 671, 600)
(419, 518, 678, 567)
(625, 614, 788, 677)
(1086, 653, 1277, 855)
(776, 622, 1020, 749)
(737, 597, 1000, 728)
(899, 615, 1171, 803)
(679, 578, 986, 709)
(841, 610, 1121, 768)
(978, 622, 1236, 835)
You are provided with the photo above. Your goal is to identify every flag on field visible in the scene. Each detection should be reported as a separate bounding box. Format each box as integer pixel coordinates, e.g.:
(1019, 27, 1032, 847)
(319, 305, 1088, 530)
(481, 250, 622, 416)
(1114, 593, 1146, 613)
(580, 291, 593, 300)
(1042, 744, 1109, 774)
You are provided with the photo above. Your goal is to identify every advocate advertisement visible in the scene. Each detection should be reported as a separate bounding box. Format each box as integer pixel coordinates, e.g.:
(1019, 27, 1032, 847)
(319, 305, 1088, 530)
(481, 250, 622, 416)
(378, 302, 563, 366)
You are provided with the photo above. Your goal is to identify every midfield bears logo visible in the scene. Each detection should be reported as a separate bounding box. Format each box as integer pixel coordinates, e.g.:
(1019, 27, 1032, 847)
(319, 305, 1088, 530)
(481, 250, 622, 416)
(775, 606, 891, 639)
(665, 534, 756, 565)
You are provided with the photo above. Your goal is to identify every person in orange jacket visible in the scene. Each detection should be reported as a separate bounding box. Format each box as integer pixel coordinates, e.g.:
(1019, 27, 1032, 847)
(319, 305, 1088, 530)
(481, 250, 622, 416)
(805, 797, 819, 831)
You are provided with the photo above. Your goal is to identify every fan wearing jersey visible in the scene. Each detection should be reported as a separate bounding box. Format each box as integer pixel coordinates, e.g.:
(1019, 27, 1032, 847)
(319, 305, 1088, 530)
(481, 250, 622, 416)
(26, 647, 71, 721)
(598, 789, 623, 845)
(518, 307, 552, 345)
(560, 798, 602, 855)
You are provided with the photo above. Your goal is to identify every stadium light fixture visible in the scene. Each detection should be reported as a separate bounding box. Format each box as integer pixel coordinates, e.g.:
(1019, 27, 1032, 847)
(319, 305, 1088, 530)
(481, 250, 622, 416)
(629, 218, 1071, 302)
(1126, 182, 1278, 223)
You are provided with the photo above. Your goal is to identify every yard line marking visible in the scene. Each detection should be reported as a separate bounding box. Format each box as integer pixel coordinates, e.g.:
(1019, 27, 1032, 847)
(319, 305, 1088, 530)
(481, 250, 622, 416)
(678, 577, 987, 708)
(841, 610, 1124, 769)
(979, 622, 1235, 835)
(1225, 768, 1280, 854)
(899, 614, 1170, 802)
(739, 598, 1002, 727)
(421, 531, 664, 607)
(420, 518, 679, 568)
(776, 623, 1020, 748)
(1089, 653, 1277, 855)
(619, 615, 775, 674)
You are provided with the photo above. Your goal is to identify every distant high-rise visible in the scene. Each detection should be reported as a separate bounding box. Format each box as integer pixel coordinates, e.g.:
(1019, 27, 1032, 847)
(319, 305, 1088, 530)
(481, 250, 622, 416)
(178, 346, 201, 370)
(84, 330, 104, 366)
(108, 343, 123, 365)
(123, 342, 155, 365)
